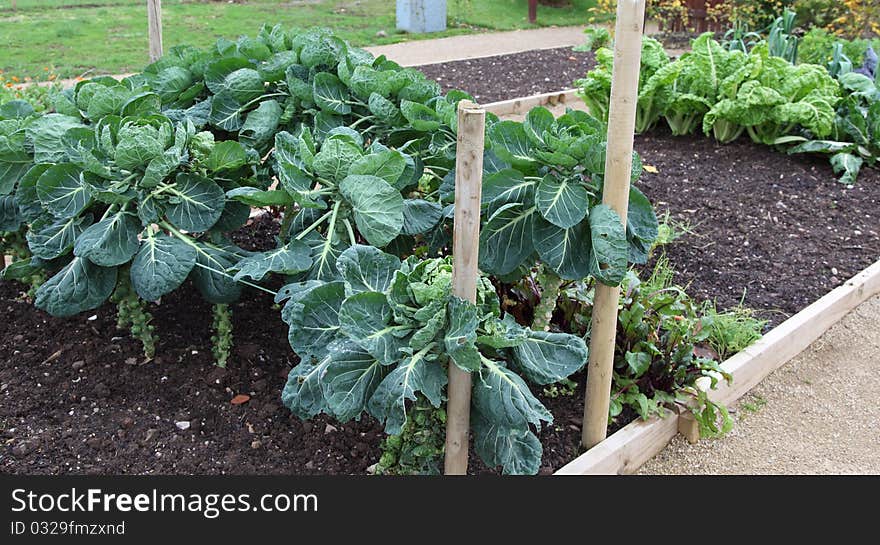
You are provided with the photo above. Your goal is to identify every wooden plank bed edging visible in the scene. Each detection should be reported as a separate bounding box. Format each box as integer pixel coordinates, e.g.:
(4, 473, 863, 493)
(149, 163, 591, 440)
(554, 256, 880, 475)
(483, 89, 580, 117)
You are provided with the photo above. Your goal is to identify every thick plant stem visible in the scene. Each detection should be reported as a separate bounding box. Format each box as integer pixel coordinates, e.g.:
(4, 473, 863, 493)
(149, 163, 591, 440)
(110, 270, 157, 359)
(279, 205, 295, 243)
(211, 304, 233, 368)
(532, 268, 563, 332)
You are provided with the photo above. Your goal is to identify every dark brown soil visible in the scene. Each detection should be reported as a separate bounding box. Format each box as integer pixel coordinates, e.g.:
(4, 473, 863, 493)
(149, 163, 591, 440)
(0, 216, 386, 475)
(635, 127, 880, 324)
(3, 123, 879, 475)
(417, 47, 595, 103)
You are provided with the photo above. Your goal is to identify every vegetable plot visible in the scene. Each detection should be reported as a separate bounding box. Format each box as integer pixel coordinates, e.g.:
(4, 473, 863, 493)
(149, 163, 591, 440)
(576, 32, 880, 183)
(0, 24, 661, 474)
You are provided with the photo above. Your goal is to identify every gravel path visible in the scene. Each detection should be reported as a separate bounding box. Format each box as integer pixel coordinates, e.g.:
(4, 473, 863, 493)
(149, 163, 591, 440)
(640, 294, 880, 475)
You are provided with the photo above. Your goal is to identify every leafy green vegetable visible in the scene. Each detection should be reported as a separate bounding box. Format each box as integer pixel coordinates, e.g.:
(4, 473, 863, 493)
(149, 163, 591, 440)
(280, 246, 589, 474)
(576, 37, 671, 134)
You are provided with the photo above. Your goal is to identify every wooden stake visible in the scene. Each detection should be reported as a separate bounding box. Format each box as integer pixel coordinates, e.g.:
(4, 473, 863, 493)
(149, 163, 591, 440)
(444, 100, 485, 475)
(147, 0, 163, 62)
(528, 0, 537, 24)
(581, 0, 646, 450)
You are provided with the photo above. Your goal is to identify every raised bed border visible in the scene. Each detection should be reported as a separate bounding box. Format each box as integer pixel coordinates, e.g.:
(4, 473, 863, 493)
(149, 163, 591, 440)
(483, 88, 580, 117)
(554, 257, 880, 475)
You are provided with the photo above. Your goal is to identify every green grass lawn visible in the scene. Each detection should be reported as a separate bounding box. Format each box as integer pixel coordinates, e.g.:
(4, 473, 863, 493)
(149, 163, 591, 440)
(0, 0, 597, 78)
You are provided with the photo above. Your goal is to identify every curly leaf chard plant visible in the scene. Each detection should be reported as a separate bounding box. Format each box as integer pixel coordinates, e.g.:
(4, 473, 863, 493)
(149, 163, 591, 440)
(787, 71, 880, 184)
(576, 36, 671, 134)
(702, 42, 840, 145)
(279, 245, 589, 475)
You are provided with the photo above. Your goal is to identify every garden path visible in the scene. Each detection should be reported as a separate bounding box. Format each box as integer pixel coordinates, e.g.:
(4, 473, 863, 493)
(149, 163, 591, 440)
(365, 25, 588, 66)
(640, 294, 880, 474)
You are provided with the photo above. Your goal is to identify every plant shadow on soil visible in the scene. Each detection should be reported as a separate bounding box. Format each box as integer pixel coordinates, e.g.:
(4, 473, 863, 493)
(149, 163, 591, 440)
(3, 48, 880, 475)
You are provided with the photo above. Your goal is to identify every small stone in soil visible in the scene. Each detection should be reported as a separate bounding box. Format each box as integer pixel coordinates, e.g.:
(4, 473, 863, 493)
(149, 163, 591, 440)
(251, 440, 262, 449)
(12, 442, 32, 457)
(175, 421, 191, 431)
(71, 360, 85, 370)
(144, 429, 159, 443)
(324, 424, 338, 434)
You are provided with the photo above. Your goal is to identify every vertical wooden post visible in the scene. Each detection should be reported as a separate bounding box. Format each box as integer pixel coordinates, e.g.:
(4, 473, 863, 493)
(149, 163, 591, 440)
(147, 0, 163, 62)
(528, 0, 537, 24)
(444, 100, 485, 475)
(581, 0, 646, 449)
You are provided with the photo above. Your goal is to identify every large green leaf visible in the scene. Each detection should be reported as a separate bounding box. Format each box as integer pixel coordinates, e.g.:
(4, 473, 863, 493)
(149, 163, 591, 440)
(366, 349, 447, 435)
(26, 114, 83, 163)
(535, 174, 588, 229)
(313, 72, 351, 115)
(322, 341, 387, 422)
(114, 124, 166, 170)
(130, 232, 197, 301)
(368, 92, 404, 125)
(226, 187, 294, 207)
(349, 149, 406, 187)
(121, 92, 162, 117)
(335, 244, 401, 294)
(206, 140, 248, 171)
(191, 243, 243, 304)
(0, 195, 22, 231)
(312, 136, 362, 182)
(18, 164, 64, 220)
(233, 240, 312, 281)
(627, 186, 658, 243)
(472, 413, 543, 475)
(338, 291, 410, 364)
(488, 120, 537, 169)
(522, 106, 555, 147)
(830, 152, 863, 184)
(473, 358, 552, 430)
(532, 217, 591, 280)
(239, 99, 282, 147)
(73, 210, 140, 267)
(209, 90, 247, 132)
(26, 214, 92, 260)
(588, 204, 628, 285)
(141, 149, 183, 189)
(511, 329, 589, 385)
(36, 164, 91, 218)
(86, 85, 130, 121)
(444, 297, 481, 372)
(338, 174, 404, 247)
(400, 100, 441, 131)
(222, 68, 265, 103)
(287, 280, 346, 360)
(282, 357, 331, 419)
(478, 202, 536, 276)
(401, 199, 443, 235)
(0, 100, 34, 119)
(481, 168, 536, 207)
(34, 257, 117, 317)
(164, 173, 225, 232)
(0, 140, 31, 196)
(153, 66, 196, 103)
